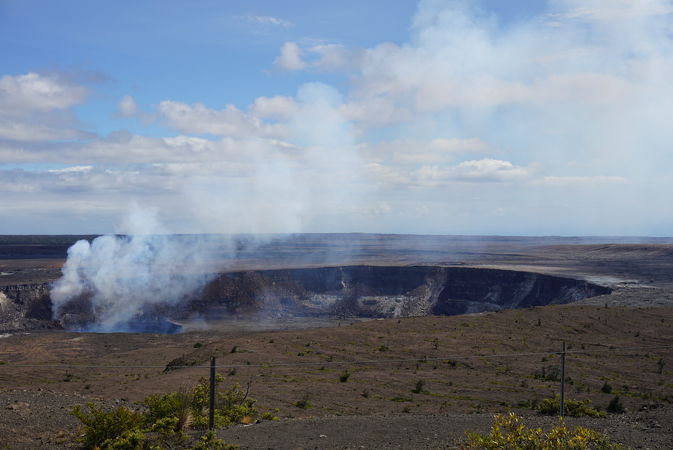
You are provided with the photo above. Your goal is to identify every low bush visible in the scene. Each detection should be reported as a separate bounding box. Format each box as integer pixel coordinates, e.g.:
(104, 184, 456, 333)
(71, 403, 144, 449)
(71, 377, 260, 448)
(461, 412, 623, 449)
(607, 396, 625, 414)
(412, 379, 427, 394)
(294, 395, 310, 409)
(192, 430, 237, 450)
(537, 394, 606, 417)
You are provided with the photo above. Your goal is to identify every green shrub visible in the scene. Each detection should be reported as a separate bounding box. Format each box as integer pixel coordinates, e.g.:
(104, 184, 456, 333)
(339, 370, 351, 382)
(261, 411, 280, 421)
(607, 396, 625, 414)
(192, 430, 238, 450)
(150, 416, 187, 447)
(142, 387, 192, 432)
(533, 365, 560, 382)
(99, 429, 147, 449)
(294, 395, 310, 409)
(73, 378, 259, 448)
(537, 395, 606, 417)
(190, 379, 257, 429)
(601, 382, 613, 394)
(71, 403, 144, 449)
(412, 379, 427, 394)
(461, 412, 622, 449)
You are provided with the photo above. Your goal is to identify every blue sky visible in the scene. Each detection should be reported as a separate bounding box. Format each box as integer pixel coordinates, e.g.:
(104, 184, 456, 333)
(1, 0, 673, 235)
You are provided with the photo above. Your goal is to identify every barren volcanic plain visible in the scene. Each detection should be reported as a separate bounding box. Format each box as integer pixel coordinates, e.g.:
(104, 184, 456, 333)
(1, 234, 673, 449)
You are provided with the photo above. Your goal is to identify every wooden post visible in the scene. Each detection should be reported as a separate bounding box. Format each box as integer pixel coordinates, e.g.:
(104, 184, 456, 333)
(209, 356, 216, 430)
(560, 341, 566, 418)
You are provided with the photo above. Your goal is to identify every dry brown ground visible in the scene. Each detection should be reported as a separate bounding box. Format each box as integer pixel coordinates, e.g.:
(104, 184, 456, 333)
(1, 304, 672, 448)
(2, 239, 673, 448)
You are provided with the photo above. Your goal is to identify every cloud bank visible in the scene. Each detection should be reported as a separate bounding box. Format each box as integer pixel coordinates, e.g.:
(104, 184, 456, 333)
(2, 0, 672, 237)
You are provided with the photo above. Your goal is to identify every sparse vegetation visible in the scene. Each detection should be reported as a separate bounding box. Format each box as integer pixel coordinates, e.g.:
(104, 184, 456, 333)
(412, 379, 427, 394)
(339, 370, 351, 382)
(294, 394, 310, 409)
(461, 412, 622, 449)
(533, 365, 560, 382)
(192, 431, 238, 450)
(607, 396, 625, 414)
(71, 403, 144, 449)
(71, 377, 258, 448)
(537, 395, 606, 417)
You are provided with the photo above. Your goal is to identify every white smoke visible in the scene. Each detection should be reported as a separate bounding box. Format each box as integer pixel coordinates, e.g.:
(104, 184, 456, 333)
(50, 83, 366, 331)
(50, 204, 229, 331)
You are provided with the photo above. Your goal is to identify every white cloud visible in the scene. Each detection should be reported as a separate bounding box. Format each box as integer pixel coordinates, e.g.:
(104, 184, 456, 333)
(410, 159, 533, 186)
(539, 175, 629, 186)
(0, 72, 89, 143)
(158, 100, 288, 138)
(0, 129, 294, 165)
(550, 0, 673, 22)
(363, 137, 493, 165)
(0, 73, 88, 115)
(116, 95, 138, 117)
(0, 166, 173, 196)
(274, 41, 358, 72)
(250, 95, 299, 120)
(274, 42, 307, 71)
(4, 1, 673, 235)
(448, 159, 533, 182)
(339, 97, 411, 126)
(0, 119, 89, 142)
(250, 15, 292, 27)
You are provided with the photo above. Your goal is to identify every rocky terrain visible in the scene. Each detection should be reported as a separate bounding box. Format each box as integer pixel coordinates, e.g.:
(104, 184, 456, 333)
(1, 234, 673, 448)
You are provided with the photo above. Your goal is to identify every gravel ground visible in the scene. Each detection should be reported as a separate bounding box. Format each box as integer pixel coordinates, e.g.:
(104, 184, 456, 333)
(214, 409, 673, 449)
(0, 390, 120, 449)
(2, 387, 670, 449)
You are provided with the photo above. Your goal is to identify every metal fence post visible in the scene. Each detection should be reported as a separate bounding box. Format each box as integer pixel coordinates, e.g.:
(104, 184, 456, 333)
(560, 341, 566, 417)
(209, 356, 216, 430)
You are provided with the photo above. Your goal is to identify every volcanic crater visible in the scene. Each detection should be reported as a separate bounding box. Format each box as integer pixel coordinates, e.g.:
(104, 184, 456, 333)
(2, 265, 610, 333)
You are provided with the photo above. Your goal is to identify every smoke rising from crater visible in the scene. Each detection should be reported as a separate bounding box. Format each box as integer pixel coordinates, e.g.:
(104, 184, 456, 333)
(50, 83, 367, 331)
(50, 206, 226, 331)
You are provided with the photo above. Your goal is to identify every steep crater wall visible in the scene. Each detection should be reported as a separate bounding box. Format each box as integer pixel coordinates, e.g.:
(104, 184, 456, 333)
(0, 266, 611, 332)
(0, 283, 61, 331)
(183, 266, 611, 320)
